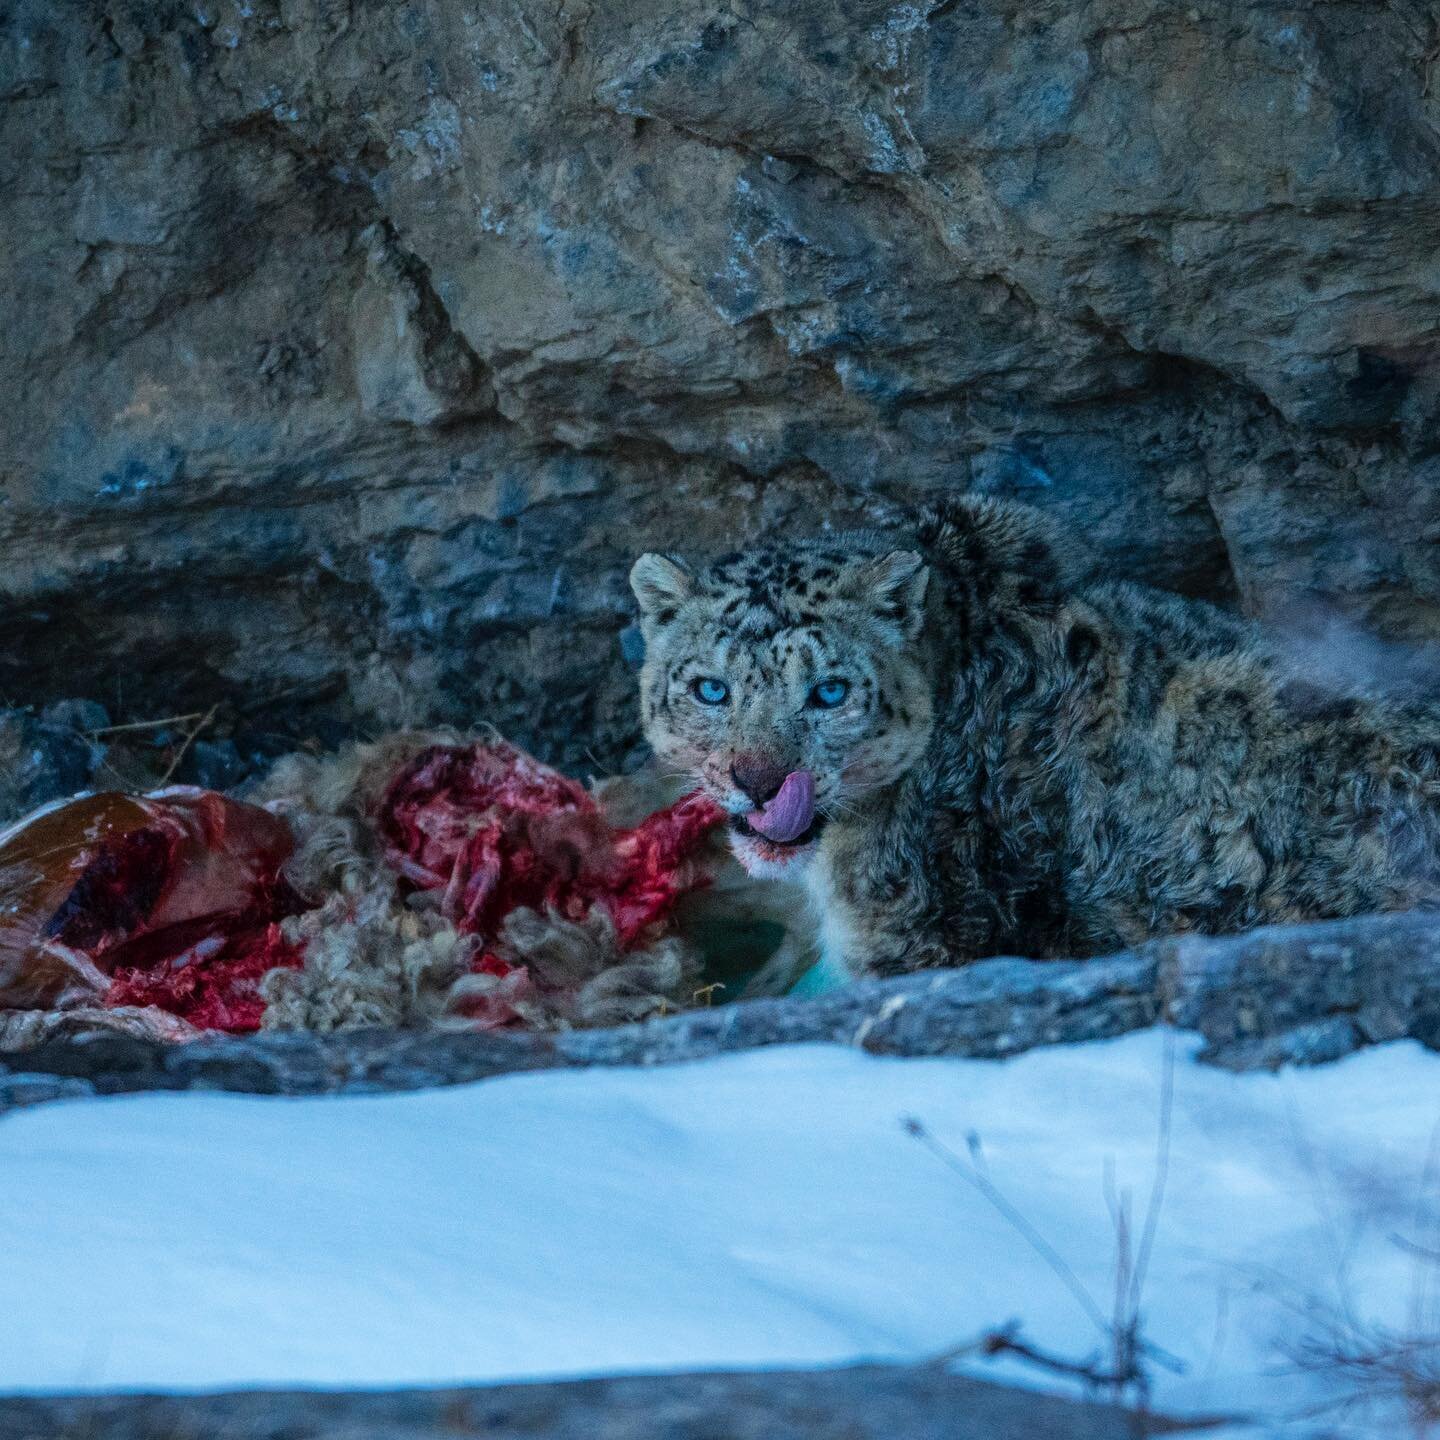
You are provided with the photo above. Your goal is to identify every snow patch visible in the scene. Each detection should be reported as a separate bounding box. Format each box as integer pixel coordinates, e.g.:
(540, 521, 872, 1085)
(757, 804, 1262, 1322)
(0, 1032, 1435, 1434)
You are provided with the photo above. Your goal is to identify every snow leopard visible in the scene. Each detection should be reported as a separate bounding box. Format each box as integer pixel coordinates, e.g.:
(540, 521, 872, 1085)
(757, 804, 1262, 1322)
(630, 496, 1440, 981)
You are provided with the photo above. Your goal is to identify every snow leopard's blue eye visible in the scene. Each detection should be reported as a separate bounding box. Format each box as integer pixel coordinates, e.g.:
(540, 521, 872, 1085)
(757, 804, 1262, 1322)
(692, 677, 730, 706)
(809, 678, 849, 709)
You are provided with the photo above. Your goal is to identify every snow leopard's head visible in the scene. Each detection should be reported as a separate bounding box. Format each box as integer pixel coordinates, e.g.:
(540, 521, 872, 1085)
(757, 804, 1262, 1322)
(630, 540, 935, 877)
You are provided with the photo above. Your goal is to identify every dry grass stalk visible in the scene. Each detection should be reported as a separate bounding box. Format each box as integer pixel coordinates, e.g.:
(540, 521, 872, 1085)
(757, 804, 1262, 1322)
(906, 1033, 1181, 1413)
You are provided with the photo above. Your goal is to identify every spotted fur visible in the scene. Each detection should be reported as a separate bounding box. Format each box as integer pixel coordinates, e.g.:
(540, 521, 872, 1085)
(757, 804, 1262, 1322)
(631, 497, 1440, 979)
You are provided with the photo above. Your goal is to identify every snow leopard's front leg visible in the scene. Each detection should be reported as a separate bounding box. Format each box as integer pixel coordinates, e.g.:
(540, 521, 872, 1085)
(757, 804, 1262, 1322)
(806, 815, 989, 982)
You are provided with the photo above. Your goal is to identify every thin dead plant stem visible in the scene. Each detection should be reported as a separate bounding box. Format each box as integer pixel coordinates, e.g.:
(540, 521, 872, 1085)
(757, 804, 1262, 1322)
(1279, 1117, 1440, 1435)
(907, 1032, 1181, 1412)
(158, 704, 219, 786)
(85, 712, 206, 738)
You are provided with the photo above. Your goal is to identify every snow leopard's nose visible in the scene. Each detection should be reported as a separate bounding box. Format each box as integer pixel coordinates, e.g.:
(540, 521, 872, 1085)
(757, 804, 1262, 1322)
(729, 754, 787, 806)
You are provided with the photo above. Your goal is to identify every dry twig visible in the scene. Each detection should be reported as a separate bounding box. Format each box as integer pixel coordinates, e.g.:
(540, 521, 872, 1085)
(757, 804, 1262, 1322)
(85, 712, 205, 738)
(157, 704, 219, 786)
(906, 1034, 1181, 1411)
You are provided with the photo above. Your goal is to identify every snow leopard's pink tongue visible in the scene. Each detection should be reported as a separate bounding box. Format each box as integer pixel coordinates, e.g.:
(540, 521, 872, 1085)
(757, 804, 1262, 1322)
(748, 769, 816, 843)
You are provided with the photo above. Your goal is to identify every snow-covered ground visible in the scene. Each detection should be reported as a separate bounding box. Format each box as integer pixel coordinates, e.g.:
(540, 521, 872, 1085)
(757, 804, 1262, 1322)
(1, 1032, 1436, 1435)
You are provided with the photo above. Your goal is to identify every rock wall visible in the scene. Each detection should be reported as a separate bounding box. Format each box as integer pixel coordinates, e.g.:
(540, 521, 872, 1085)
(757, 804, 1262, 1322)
(4, 0, 1440, 765)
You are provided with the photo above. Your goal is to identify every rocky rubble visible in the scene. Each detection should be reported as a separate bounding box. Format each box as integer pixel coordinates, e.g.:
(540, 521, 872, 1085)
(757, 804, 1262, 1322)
(0, 697, 271, 824)
(0, 1363, 1205, 1440)
(4, 1, 1440, 765)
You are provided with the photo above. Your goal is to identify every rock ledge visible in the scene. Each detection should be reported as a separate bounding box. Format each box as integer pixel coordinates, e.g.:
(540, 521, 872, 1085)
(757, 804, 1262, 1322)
(3, 911, 1437, 1111)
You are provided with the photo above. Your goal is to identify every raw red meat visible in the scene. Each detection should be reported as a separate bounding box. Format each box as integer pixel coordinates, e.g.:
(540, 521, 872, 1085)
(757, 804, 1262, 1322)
(106, 923, 305, 1033)
(0, 788, 300, 1013)
(0, 743, 724, 1040)
(377, 741, 725, 969)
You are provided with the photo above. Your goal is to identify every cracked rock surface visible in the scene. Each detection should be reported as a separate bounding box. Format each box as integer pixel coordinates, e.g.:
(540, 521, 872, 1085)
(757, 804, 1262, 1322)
(5, 1, 1440, 764)
(4, 910, 1436, 1111)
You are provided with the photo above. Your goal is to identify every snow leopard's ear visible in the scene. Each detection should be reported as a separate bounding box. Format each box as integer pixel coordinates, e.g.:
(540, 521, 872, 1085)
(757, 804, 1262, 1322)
(858, 550, 929, 638)
(629, 553, 694, 627)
